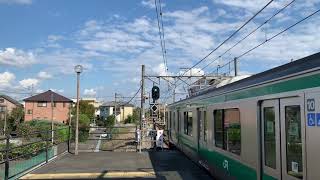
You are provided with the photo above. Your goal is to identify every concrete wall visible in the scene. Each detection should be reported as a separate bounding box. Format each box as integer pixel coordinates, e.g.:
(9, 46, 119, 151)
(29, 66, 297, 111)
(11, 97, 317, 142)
(24, 102, 71, 124)
(120, 106, 133, 122)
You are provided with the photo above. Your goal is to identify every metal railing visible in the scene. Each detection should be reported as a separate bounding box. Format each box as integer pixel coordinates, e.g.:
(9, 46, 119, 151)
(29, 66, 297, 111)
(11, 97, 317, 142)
(0, 126, 71, 180)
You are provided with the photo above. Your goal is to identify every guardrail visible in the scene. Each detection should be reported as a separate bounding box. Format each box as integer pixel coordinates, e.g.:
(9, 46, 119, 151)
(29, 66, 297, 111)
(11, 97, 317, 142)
(0, 126, 71, 180)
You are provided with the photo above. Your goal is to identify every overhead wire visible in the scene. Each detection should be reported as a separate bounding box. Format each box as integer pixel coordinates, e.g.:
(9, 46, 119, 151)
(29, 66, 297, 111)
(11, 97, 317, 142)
(158, 0, 168, 71)
(200, 0, 296, 73)
(214, 7, 320, 74)
(178, 0, 274, 78)
(155, 0, 168, 72)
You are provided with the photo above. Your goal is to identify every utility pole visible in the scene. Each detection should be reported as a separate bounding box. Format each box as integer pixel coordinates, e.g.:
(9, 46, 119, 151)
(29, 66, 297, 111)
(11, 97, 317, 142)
(140, 65, 145, 131)
(139, 65, 145, 153)
(234, 57, 238, 76)
(51, 94, 54, 143)
(114, 93, 117, 123)
(74, 64, 83, 155)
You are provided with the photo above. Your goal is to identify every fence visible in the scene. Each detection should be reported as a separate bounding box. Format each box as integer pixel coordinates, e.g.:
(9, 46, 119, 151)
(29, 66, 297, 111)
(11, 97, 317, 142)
(0, 126, 71, 180)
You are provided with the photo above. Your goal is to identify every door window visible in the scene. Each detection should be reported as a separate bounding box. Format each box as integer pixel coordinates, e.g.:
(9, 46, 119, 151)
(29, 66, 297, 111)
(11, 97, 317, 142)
(285, 106, 303, 179)
(264, 107, 276, 169)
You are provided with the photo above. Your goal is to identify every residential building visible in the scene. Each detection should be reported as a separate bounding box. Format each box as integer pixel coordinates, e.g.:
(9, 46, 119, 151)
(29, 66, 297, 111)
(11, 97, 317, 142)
(0, 95, 23, 119)
(24, 90, 73, 124)
(99, 101, 134, 123)
(71, 97, 102, 116)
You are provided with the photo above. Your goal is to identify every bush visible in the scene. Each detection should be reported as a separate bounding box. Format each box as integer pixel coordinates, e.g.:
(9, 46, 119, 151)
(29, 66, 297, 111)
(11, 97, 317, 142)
(72, 114, 90, 142)
(124, 115, 134, 124)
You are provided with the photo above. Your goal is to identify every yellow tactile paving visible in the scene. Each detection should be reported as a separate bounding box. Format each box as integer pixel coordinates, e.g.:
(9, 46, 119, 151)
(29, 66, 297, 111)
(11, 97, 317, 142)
(20, 171, 156, 179)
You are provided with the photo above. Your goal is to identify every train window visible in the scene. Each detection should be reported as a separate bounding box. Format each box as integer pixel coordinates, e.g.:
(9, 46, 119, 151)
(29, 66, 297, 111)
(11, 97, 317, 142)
(184, 111, 193, 136)
(264, 107, 276, 169)
(285, 106, 303, 179)
(224, 109, 241, 155)
(214, 109, 241, 155)
(187, 112, 193, 136)
(204, 111, 208, 142)
(214, 110, 224, 148)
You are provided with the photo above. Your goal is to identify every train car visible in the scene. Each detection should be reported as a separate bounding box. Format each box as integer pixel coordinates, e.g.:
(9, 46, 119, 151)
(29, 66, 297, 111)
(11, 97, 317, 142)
(166, 52, 320, 180)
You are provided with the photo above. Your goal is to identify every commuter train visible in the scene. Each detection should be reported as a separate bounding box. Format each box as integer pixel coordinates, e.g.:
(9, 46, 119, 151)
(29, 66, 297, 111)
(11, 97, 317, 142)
(166, 52, 320, 180)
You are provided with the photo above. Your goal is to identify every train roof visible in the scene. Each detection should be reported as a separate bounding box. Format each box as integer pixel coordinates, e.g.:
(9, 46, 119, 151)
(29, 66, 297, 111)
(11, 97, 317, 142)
(170, 52, 320, 106)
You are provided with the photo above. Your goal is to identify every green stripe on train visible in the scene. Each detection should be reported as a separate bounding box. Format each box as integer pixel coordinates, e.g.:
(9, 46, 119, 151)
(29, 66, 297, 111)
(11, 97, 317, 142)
(173, 73, 320, 108)
(179, 135, 277, 180)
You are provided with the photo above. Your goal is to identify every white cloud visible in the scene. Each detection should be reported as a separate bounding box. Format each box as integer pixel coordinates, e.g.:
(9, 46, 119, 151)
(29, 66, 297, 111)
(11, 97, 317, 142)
(48, 35, 63, 42)
(0, 0, 32, 5)
(19, 78, 39, 88)
(83, 88, 97, 96)
(141, 0, 165, 9)
(0, 48, 36, 67)
(38, 71, 52, 79)
(212, 0, 282, 12)
(0, 72, 15, 87)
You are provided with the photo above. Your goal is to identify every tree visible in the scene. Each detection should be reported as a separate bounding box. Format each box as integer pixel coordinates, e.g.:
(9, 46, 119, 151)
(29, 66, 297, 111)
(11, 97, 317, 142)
(132, 108, 140, 124)
(72, 101, 95, 122)
(8, 107, 24, 131)
(71, 114, 90, 142)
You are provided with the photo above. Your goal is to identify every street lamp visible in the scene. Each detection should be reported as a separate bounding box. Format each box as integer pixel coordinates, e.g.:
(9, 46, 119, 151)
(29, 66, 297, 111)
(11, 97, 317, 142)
(74, 65, 83, 155)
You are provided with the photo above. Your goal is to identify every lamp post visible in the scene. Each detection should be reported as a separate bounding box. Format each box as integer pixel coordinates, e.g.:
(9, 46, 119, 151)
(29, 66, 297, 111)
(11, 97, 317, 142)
(74, 65, 83, 155)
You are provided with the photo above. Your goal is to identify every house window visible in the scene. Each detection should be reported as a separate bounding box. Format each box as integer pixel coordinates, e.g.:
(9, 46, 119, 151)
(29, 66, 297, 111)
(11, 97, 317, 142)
(37, 101, 47, 107)
(52, 102, 57, 107)
(214, 108, 241, 155)
(0, 98, 4, 103)
(0, 106, 5, 112)
(63, 102, 66, 108)
(184, 111, 193, 136)
(27, 109, 33, 114)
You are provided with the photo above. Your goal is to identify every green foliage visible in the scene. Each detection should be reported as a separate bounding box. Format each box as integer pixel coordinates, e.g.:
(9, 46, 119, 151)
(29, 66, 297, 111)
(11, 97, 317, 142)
(124, 108, 139, 124)
(16, 123, 36, 140)
(105, 115, 115, 127)
(7, 106, 24, 131)
(124, 115, 133, 124)
(72, 114, 90, 142)
(71, 101, 95, 121)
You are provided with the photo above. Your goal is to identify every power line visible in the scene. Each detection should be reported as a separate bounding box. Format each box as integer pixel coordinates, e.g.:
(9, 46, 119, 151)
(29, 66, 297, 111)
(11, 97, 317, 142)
(155, 0, 168, 72)
(216, 7, 320, 73)
(159, 0, 168, 71)
(200, 0, 296, 73)
(179, 0, 274, 77)
(123, 86, 142, 105)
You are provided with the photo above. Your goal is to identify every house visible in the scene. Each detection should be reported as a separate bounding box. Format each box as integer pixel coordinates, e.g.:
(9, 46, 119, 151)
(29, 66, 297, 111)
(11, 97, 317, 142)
(71, 97, 102, 116)
(24, 90, 73, 124)
(99, 101, 134, 123)
(0, 95, 23, 118)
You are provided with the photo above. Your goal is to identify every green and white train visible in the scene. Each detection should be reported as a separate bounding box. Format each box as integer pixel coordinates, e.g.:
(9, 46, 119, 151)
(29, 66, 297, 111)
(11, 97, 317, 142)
(166, 52, 320, 180)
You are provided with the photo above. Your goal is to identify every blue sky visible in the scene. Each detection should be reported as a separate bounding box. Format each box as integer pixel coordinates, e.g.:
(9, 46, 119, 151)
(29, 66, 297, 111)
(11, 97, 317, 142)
(0, 0, 319, 104)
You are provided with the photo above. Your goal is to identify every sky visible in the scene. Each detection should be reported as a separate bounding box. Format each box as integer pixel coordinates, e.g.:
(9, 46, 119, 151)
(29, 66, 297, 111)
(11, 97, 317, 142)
(0, 0, 320, 104)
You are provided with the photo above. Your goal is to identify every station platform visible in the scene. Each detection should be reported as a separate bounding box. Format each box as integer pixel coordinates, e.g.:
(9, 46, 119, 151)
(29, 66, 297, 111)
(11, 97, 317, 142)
(20, 151, 213, 180)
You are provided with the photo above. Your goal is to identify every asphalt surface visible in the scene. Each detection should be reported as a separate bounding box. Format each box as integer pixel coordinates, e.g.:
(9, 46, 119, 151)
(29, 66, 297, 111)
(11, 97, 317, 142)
(20, 151, 213, 180)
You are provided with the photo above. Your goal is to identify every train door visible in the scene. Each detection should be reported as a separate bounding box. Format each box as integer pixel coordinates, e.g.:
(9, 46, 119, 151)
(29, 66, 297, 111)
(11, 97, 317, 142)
(261, 98, 306, 180)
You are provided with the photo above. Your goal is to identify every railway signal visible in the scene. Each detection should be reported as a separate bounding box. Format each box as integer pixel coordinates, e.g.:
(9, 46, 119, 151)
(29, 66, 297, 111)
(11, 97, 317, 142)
(152, 86, 160, 100)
